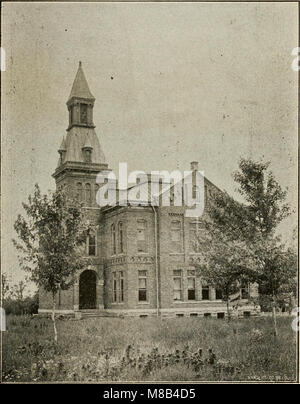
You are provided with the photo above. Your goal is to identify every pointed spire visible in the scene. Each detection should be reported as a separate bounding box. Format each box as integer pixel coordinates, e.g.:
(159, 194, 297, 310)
(68, 61, 95, 101)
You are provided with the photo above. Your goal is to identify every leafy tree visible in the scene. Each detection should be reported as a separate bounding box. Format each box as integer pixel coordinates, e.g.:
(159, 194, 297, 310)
(196, 158, 296, 333)
(1, 273, 11, 301)
(196, 197, 261, 320)
(13, 184, 89, 342)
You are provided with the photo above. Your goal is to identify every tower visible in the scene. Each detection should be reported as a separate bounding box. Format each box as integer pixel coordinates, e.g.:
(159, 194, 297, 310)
(53, 61, 109, 206)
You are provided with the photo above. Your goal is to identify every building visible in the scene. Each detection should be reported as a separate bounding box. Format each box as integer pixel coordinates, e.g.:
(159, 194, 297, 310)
(39, 62, 260, 318)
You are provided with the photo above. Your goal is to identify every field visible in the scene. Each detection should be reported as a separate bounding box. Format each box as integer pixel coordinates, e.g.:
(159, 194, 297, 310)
(2, 315, 297, 382)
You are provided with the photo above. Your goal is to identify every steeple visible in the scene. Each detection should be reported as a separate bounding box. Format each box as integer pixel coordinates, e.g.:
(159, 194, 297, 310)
(68, 61, 95, 101)
(53, 62, 108, 177)
(67, 61, 95, 131)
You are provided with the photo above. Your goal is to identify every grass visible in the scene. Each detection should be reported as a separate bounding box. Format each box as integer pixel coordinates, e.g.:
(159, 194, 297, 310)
(2, 315, 297, 382)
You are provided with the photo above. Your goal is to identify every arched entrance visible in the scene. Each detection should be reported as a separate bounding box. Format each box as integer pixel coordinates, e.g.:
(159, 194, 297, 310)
(79, 270, 97, 310)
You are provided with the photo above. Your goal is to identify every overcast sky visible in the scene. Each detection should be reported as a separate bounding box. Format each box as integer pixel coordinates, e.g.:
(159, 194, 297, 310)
(2, 2, 298, 285)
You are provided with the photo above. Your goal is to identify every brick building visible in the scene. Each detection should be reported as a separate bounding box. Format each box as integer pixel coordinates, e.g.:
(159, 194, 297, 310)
(39, 63, 259, 318)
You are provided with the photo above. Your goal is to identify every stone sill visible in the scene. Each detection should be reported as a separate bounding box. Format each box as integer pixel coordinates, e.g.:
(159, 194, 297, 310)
(174, 300, 223, 304)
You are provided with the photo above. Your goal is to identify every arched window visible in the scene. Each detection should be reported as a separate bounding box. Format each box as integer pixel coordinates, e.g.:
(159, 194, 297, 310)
(111, 224, 116, 255)
(85, 183, 92, 205)
(118, 222, 124, 253)
(76, 182, 83, 201)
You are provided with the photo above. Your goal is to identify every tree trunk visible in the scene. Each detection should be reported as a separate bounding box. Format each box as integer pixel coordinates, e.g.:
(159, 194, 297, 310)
(52, 293, 58, 343)
(272, 295, 278, 337)
(226, 298, 231, 322)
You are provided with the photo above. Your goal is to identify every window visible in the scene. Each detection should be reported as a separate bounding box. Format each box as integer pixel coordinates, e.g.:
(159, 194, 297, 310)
(94, 184, 99, 204)
(171, 220, 182, 252)
(118, 222, 124, 254)
(173, 270, 183, 301)
(112, 272, 117, 303)
(217, 312, 225, 319)
(137, 220, 147, 253)
(88, 234, 96, 256)
(84, 149, 92, 163)
(216, 289, 223, 300)
(76, 182, 83, 201)
(85, 183, 92, 205)
(71, 106, 76, 124)
(119, 271, 124, 302)
(80, 103, 88, 124)
(202, 284, 210, 300)
(204, 313, 211, 318)
(138, 270, 147, 302)
(189, 223, 197, 252)
(241, 282, 249, 299)
(187, 270, 196, 300)
(111, 224, 116, 255)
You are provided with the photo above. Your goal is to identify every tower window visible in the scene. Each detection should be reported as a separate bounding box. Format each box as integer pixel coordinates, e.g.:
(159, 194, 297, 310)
(76, 182, 83, 202)
(80, 104, 88, 124)
(85, 183, 92, 205)
(88, 234, 96, 256)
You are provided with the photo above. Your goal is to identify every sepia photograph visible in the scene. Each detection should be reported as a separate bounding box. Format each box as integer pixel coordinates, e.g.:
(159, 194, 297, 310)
(1, 1, 299, 385)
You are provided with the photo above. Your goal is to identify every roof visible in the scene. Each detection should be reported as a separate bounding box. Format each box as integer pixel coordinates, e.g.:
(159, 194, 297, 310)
(57, 126, 106, 166)
(68, 61, 95, 102)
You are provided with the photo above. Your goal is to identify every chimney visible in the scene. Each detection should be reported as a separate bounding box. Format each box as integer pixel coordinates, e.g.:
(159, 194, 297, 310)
(190, 161, 199, 171)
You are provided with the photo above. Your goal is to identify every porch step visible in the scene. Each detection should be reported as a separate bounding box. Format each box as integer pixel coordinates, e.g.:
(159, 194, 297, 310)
(78, 310, 120, 319)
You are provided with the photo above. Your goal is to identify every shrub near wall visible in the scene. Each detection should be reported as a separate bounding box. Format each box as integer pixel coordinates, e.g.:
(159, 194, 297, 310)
(3, 293, 39, 316)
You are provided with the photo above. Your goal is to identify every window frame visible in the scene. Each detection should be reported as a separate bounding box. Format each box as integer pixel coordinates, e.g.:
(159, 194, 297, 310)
(170, 220, 183, 253)
(112, 272, 117, 303)
(111, 223, 116, 255)
(87, 233, 96, 256)
(119, 271, 124, 303)
(137, 220, 147, 253)
(187, 270, 196, 301)
(118, 222, 124, 254)
(173, 269, 183, 301)
(138, 270, 147, 302)
(202, 284, 210, 301)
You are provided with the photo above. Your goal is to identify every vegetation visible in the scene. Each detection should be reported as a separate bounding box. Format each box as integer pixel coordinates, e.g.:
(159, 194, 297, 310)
(2, 315, 296, 382)
(13, 184, 90, 342)
(197, 158, 297, 333)
(1, 274, 38, 316)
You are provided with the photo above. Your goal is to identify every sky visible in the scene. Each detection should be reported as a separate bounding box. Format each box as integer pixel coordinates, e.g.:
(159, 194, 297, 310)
(1, 2, 298, 286)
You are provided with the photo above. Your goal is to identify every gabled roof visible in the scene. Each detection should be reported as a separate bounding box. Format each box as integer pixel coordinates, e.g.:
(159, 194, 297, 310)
(68, 61, 95, 101)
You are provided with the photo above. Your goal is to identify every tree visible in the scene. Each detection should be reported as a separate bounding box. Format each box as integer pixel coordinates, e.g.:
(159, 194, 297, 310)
(13, 184, 90, 342)
(196, 158, 296, 333)
(233, 158, 295, 335)
(195, 194, 261, 320)
(1, 273, 11, 301)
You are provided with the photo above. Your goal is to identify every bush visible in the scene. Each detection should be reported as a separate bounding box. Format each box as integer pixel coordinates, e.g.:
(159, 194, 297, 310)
(3, 293, 39, 316)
